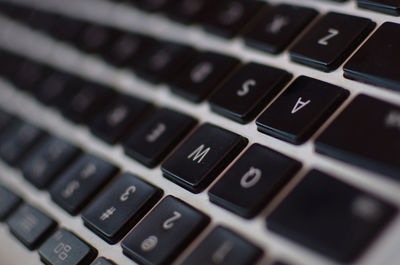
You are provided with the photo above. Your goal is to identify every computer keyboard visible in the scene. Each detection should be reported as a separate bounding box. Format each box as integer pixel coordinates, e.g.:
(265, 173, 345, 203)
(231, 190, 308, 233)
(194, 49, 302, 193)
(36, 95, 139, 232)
(0, 0, 400, 265)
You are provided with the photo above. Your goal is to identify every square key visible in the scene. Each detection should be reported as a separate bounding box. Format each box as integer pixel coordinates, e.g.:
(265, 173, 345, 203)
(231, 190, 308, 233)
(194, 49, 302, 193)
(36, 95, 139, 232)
(256, 76, 349, 145)
(122, 195, 210, 265)
(161, 123, 248, 193)
(209, 143, 301, 218)
(290, 12, 375, 72)
(82, 173, 162, 244)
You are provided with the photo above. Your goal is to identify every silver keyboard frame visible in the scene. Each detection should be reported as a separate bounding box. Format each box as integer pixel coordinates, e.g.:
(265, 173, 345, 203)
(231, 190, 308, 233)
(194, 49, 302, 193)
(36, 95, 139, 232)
(0, 0, 400, 264)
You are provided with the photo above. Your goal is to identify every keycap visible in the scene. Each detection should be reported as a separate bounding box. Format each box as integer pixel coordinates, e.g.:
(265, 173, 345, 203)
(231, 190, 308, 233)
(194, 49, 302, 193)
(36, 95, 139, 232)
(170, 51, 240, 102)
(268, 169, 397, 262)
(0, 51, 23, 78)
(181, 226, 263, 265)
(0, 109, 15, 136)
(50, 16, 88, 43)
(77, 24, 117, 54)
(62, 82, 116, 123)
(11, 60, 49, 92)
(344, 22, 400, 91)
(256, 76, 349, 145)
(209, 62, 292, 123)
(358, 0, 400, 16)
(91, 257, 116, 265)
(162, 123, 248, 193)
(106, 33, 156, 69)
(123, 107, 197, 168)
(122, 195, 210, 265)
(316, 94, 400, 179)
(209, 144, 301, 218)
(272, 262, 292, 265)
(21, 136, 81, 189)
(290, 12, 375, 72)
(39, 228, 97, 265)
(90, 94, 153, 144)
(25, 9, 59, 33)
(136, 42, 196, 84)
(35, 71, 81, 107)
(0, 186, 22, 220)
(202, 0, 267, 38)
(50, 154, 119, 215)
(244, 4, 318, 54)
(167, 0, 214, 24)
(135, 0, 173, 12)
(7, 204, 57, 250)
(0, 121, 45, 166)
(82, 173, 162, 244)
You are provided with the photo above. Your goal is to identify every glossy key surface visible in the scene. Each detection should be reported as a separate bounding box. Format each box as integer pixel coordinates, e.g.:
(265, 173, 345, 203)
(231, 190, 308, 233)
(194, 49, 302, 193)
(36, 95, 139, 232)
(122, 195, 210, 265)
(209, 144, 301, 218)
(0, 185, 22, 220)
(256, 76, 349, 145)
(316, 94, 400, 179)
(39, 228, 97, 265)
(209, 62, 291, 123)
(358, 0, 400, 16)
(344, 22, 400, 91)
(268, 169, 397, 262)
(162, 123, 248, 193)
(82, 173, 162, 244)
(7, 203, 57, 250)
(50, 154, 119, 215)
(290, 12, 375, 72)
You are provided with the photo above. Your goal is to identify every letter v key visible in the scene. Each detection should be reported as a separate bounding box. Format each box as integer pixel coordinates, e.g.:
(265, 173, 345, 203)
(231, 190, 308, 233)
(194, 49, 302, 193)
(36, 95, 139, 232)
(291, 97, 311, 114)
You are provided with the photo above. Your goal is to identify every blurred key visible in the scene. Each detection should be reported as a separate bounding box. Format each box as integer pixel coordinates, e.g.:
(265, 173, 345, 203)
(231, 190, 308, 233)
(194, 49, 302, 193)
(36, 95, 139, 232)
(0, 186, 22, 221)
(268, 169, 397, 262)
(39, 228, 97, 265)
(167, 0, 214, 24)
(7, 204, 57, 250)
(22, 136, 81, 189)
(358, 0, 400, 16)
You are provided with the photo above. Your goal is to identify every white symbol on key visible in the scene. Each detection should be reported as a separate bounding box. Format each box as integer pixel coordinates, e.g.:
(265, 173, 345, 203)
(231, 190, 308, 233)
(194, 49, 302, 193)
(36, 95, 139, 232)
(191, 62, 213, 83)
(120, 186, 136, 202)
(146, 123, 166, 143)
(107, 105, 128, 126)
(99, 206, 116, 221)
(385, 111, 400, 129)
(219, 2, 243, 25)
(187, 144, 211, 164)
(212, 240, 234, 264)
(266, 15, 289, 34)
(62, 180, 80, 198)
(237, 79, 256, 97)
(141, 235, 158, 251)
(240, 167, 262, 188)
(162, 211, 182, 230)
(351, 196, 383, 221)
(80, 163, 97, 179)
(291, 97, 311, 114)
(318, 28, 339, 46)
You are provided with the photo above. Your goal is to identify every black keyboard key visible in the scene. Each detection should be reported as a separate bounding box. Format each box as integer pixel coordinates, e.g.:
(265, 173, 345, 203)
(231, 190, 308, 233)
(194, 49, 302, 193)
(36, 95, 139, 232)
(167, 0, 214, 24)
(344, 22, 400, 91)
(209, 62, 292, 123)
(50, 154, 119, 215)
(91, 257, 116, 265)
(316, 95, 400, 179)
(50, 16, 88, 43)
(209, 144, 301, 218)
(0, 109, 15, 136)
(135, 0, 173, 12)
(77, 24, 117, 54)
(22, 136, 81, 189)
(202, 0, 267, 38)
(122, 195, 210, 265)
(170, 51, 240, 102)
(11, 60, 49, 92)
(162, 123, 248, 193)
(0, 121, 45, 166)
(7, 204, 57, 250)
(82, 173, 162, 244)
(123, 107, 197, 168)
(0, 186, 22, 220)
(39, 228, 97, 265)
(256, 76, 349, 145)
(244, 4, 318, 54)
(106, 33, 156, 69)
(62, 82, 115, 123)
(290, 12, 375, 72)
(90, 94, 153, 144)
(0, 51, 23, 78)
(136, 42, 196, 84)
(358, 0, 400, 16)
(181, 226, 262, 265)
(35, 71, 81, 107)
(268, 169, 397, 262)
